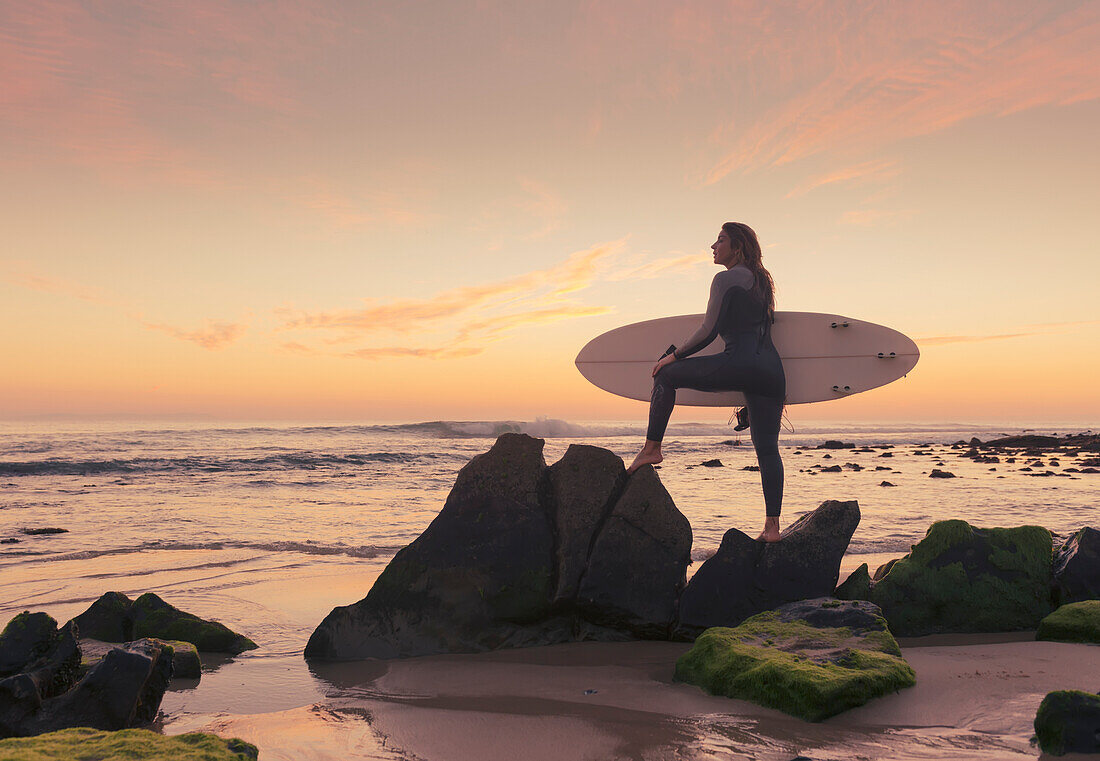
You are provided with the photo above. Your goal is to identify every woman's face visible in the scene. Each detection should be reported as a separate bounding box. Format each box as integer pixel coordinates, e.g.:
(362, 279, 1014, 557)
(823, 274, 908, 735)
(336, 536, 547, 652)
(711, 230, 738, 267)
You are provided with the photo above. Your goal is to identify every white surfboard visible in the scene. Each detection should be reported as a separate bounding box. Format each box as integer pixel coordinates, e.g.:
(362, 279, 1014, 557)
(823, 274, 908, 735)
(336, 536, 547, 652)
(575, 312, 919, 405)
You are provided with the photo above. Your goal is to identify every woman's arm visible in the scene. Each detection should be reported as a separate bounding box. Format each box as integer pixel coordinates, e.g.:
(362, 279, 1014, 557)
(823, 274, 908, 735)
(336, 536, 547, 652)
(673, 274, 725, 359)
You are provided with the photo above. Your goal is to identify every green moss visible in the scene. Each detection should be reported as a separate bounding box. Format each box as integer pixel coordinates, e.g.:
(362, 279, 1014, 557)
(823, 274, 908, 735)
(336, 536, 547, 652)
(1037, 601, 1100, 644)
(131, 594, 257, 654)
(0, 727, 257, 760)
(1034, 690, 1100, 756)
(675, 614, 915, 721)
(870, 521, 1053, 636)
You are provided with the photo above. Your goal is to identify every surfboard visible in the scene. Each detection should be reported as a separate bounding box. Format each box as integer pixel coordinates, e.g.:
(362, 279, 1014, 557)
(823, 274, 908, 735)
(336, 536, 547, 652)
(575, 312, 919, 405)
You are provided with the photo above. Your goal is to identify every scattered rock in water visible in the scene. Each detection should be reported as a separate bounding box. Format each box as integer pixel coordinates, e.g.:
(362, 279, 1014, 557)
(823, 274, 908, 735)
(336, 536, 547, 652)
(676, 501, 859, 636)
(820, 465, 842, 472)
(674, 598, 914, 721)
(1034, 690, 1100, 755)
(0, 728, 258, 760)
(818, 441, 855, 449)
(878, 452, 894, 457)
(928, 469, 956, 478)
(699, 459, 723, 468)
(1053, 527, 1100, 606)
(874, 466, 891, 471)
(19, 528, 68, 536)
(869, 520, 1053, 636)
(741, 465, 759, 471)
(843, 462, 862, 471)
(879, 481, 896, 487)
(68, 592, 256, 654)
(719, 439, 742, 446)
(1036, 601, 1100, 644)
(821, 453, 832, 459)
(0, 538, 18, 544)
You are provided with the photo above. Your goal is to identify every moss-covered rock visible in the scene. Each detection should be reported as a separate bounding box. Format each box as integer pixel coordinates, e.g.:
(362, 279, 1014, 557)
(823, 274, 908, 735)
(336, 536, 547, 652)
(869, 520, 1053, 636)
(0, 614, 59, 678)
(70, 591, 133, 642)
(834, 564, 871, 601)
(675, 598, 914, 721)
(1036, 601, 1100, 644)
(130, 594, 256, 654)
(1034, 690, 1100, 755)
(0, 727, 258, 760)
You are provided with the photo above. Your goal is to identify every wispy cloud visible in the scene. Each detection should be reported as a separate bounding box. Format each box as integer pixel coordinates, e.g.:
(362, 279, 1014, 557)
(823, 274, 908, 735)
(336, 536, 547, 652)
(143, 320, 247, 349)
(2, 265, 114, 305)
(342, 345, 486, 360)
(917, 332, 1030, 346)
(786, 159, 901, 199)
(606, 253, 709, 281)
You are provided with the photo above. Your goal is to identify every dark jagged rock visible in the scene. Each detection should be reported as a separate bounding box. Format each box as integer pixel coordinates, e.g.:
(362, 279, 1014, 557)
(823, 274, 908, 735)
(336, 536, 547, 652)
(306, 435, 693, 659)
(835, 564, 871, 600)
(1034, 690, 1100, 755)
(879, 481, 896, 487)
(869, 520, 1052, 636)
(820, 465, 842, 472)
(929, 469, 956, 478)
(19, 528, 67, 536)
(699, 459, 723, 467)
(1053, 527, 1100, 606)
(82, 637, 202, 680)
(0, 614, 58, 678)
(576, 467, 691, 638)
(675, 501, 860, 636)
(818, 441, 854, 449)
(306, 434, 557, 659)
(675, 598, 914, 721)
(29, 639, 173, 734)
(71, 592, 132, 643)
(547, 445, 625, 604)
(873, 558, 900, 581)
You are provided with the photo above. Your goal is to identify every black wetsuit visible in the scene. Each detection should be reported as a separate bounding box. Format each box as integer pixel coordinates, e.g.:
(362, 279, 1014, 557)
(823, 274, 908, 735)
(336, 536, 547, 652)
(647, 264, 786, 516)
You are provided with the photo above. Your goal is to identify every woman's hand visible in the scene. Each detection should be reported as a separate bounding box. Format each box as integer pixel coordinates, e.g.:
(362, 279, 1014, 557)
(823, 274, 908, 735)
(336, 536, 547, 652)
(652, 353, 677, 377)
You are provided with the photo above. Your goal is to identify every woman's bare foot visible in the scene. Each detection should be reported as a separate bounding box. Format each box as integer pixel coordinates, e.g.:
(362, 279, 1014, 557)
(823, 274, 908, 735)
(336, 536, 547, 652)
(756, 516, 781, 543)
(627, 441, 663, 474)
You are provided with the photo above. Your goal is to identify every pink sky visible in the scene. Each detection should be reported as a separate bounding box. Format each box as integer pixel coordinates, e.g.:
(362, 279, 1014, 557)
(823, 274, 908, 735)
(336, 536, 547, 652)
(2, 1, 1098, 424)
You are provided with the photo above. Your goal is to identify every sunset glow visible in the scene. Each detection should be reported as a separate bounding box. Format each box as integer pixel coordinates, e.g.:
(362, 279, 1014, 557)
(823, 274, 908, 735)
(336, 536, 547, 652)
(3, 1, 1098, 424)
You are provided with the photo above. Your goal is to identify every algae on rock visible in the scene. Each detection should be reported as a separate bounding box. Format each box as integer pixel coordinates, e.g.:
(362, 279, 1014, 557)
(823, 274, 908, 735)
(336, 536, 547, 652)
(0, 727, 257, 760)
(1036, 600, 1100, 644)
(869, 520, 1053, 636)
(1034, 689, 1100, 756)
(675, 598, 914, 722)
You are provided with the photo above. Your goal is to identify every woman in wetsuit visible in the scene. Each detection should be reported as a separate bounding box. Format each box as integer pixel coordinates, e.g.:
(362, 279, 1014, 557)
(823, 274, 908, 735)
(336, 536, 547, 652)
(626, 222, 786, 542)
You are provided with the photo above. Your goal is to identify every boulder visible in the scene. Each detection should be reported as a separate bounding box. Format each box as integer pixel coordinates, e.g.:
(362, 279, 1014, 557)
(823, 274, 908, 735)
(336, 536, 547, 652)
(869, 520, 1053, 636)
(1034, 690, 1100, 755)
(0, 614, 60, 678)
(547, 445, 625, 604)
(0, 727, 258, 760)
(30, 639, 173, 733)
(835, 564, 871, 601)
(306, 435, 694, 659)
(575, 466, 691, 638)
(70, 591, 132, 642)
(675, 598, 914, 721)
(130, 594, 256, 654)
(305, 434, 557, 659)
(1053, 527, 1100, 606)
(676, 501, 860, 636)
(82, 638, 201, 680)
(1036, 601, 1100, 644)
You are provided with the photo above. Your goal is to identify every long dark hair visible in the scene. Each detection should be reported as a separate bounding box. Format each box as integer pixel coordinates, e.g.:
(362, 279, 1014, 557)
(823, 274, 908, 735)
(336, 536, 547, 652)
(722, 222, 775, 316)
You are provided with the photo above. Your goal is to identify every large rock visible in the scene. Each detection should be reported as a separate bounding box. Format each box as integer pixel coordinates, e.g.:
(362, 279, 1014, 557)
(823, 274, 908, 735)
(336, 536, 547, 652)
(305, 434, 557, 659)
(869, 520, 1053, 636)
(0, 613, 80, 702)
(575, 466, 692, 638)
(675, 598, 915, 721)
(66, 592, 256, 655)
(30, 639, 173, 734)
(676, 500, 860, 636)
(0, 614, 59, 678)
(1036, 601, 1100, 644)
(82, 637, 202, 680)
(548, 445, 626, 604)
(305, 436, 693, 659)
(130, 594, 256, 655)
(1034, 690, 1100, 755)
(0, 727, 258, 760)
(1053, 527, 1100, 606)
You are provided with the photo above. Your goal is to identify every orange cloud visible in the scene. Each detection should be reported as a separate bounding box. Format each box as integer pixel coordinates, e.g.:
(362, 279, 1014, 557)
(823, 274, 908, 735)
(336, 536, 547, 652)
(143, 320, 247, 349)
(2, 266, 114, 306)
(786, 159, 901, 198)
(917, 332, 1030, 346)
